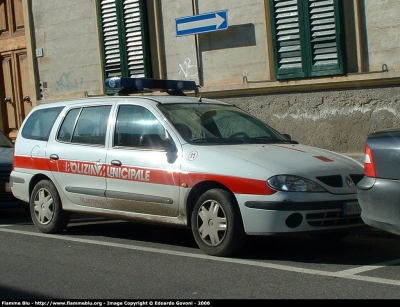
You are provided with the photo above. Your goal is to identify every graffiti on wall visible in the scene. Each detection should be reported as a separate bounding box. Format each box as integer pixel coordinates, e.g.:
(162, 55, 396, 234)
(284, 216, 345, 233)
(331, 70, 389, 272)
(273, 106, 398, 121)
(179, 58, 198, 80)
(56, 72, 84, 91)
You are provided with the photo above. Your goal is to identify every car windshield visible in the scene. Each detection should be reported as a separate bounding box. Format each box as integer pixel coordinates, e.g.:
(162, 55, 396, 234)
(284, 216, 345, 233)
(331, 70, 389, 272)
(158, 103, 296, 145)
(0, 130, 13, 148)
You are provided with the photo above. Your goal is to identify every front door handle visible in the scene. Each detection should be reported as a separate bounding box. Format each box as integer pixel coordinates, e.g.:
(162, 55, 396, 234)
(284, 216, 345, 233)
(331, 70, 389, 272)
(5, 97, 11, 104)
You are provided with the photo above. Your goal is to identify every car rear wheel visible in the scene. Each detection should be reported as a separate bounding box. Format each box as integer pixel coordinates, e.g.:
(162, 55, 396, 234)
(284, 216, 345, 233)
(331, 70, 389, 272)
(191, 188, 246, 257)
(30, 179, 70, 234)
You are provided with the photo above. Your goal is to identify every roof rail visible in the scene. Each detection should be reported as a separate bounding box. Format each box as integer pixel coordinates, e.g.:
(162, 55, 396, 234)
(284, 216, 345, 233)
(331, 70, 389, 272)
(105, 77, 198, 96)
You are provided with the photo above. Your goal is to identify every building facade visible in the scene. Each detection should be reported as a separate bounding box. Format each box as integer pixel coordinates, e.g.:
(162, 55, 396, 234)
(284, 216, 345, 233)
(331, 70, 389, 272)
(1, 0, 400, 161)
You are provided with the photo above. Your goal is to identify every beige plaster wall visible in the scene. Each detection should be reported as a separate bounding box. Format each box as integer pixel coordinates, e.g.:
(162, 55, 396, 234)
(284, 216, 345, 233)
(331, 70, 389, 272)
(363, 0, 400, 72)
(31, 0, 103, 99)
(161, 0, 269, 86)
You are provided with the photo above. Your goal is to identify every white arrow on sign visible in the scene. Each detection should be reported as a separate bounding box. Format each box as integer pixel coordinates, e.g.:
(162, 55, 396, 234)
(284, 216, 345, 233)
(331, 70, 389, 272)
(177, 13, 225, 32)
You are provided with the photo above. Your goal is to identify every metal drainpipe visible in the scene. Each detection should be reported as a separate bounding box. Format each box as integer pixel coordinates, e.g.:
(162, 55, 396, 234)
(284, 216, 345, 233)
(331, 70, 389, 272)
(154, 1, 165, 78)
(354, 0, 365, 73)
(192, 0, 203, 86)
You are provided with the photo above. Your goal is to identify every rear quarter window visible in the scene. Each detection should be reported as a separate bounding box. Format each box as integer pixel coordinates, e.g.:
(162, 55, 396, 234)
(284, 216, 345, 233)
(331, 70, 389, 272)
(21, 107, 64, 141)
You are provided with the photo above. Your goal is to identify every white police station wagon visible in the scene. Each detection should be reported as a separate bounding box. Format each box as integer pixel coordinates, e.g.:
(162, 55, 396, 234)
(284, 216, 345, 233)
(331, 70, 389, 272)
(10, 77, 365, 256)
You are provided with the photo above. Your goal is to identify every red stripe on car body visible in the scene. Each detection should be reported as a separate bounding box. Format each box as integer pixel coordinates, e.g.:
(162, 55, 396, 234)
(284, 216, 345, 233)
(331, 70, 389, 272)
(313, 156, 334, 162)
(13, 155, 276, 195)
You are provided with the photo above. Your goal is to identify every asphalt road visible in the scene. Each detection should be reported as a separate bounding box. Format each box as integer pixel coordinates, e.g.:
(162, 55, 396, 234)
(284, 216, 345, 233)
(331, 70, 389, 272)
(1, 208, 400, 301)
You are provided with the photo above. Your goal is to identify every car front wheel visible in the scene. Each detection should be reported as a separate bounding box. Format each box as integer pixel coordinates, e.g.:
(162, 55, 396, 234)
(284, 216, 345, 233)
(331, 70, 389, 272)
(191, 188, 246, 257)
(30, 179, 70, 234)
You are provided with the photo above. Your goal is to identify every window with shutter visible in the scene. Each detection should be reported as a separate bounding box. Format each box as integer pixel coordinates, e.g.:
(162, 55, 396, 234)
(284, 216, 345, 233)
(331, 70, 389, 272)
(269, 0, 345, 80)
(98, 0, 152, 93)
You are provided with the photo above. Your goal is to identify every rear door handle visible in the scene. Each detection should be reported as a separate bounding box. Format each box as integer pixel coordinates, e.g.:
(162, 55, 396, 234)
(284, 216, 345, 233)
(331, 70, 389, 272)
(50, 154, 59, 160)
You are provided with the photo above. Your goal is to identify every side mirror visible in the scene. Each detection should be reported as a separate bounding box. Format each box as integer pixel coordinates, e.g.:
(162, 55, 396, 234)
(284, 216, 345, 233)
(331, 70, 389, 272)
(282, 133, 299, 144)
(282, 133, 292, 140)
(164, 138, 178, 163)
(164, 138, 178, 153)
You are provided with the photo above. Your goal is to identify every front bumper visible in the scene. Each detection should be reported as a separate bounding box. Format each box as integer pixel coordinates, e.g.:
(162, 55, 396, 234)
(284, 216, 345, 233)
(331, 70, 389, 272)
(236, 193, 364, 235)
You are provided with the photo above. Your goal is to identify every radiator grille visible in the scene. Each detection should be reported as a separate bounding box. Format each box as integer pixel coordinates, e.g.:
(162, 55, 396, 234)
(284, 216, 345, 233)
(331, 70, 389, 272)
(306, 210, 363, 227)
(316, 175, 342, 187)
(316, 174, 364, 187)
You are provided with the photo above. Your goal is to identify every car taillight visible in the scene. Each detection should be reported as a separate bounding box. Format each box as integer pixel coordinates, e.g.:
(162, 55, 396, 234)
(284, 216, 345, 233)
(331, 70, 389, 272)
(364, 144, 376, 177)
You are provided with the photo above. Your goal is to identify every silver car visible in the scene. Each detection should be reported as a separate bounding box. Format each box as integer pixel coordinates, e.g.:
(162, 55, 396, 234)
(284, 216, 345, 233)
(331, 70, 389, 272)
(357, 128, 400, 236)
(10, 77, 365, 256)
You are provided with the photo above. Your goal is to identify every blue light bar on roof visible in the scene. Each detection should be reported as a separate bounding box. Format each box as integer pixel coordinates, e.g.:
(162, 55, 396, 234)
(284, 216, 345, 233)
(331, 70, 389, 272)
(105, 77, 197, 92)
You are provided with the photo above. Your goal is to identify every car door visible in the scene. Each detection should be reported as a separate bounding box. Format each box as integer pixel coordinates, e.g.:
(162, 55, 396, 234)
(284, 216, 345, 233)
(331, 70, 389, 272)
(47, 104, 112, 209)
(105, 103, 181, 217)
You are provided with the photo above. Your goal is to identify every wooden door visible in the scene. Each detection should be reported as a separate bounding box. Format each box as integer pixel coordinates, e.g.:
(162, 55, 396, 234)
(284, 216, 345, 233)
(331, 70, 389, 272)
(1, 51, 32, 139)
(0, 0, 31, 141)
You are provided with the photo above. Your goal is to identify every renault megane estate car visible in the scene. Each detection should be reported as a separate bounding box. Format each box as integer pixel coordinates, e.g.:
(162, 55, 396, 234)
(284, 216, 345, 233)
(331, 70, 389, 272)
(10, 77, 365, 256)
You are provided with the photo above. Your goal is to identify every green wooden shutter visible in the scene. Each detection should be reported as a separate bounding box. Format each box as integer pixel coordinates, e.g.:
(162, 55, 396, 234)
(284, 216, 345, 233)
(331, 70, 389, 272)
(123, 0, 149, 77)
(307, 0, 344, 76)
(98, 0, 152, 92)
(270, 0, 345, 80)
(99, 0, 122, 78)
(270, 0, 306, 79)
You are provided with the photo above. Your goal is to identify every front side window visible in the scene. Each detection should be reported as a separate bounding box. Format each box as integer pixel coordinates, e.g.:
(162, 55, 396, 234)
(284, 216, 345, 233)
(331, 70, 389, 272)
(269, 0, 345, 80)
(114, 105, 166, 149)
(97, 0, 152, 94)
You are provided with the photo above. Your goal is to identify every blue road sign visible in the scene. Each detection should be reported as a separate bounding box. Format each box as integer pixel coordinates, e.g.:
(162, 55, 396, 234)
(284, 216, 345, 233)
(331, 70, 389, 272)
(176, 10, 228, 37)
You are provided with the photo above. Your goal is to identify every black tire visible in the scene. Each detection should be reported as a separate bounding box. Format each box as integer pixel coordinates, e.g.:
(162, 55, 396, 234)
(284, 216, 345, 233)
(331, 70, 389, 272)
(191, 188, 246, 257)
(30, 179, 70, 234)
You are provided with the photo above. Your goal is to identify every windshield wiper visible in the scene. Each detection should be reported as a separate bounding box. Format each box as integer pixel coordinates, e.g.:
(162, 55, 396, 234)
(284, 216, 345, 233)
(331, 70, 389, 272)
(247, 136, 299, 144)
(276, 139, 299, 144)
(191, 137, 221, 143)
(190, 136, 298, 145)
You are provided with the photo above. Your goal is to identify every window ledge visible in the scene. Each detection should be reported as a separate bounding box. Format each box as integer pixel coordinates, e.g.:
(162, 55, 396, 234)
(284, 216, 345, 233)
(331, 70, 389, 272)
(197, 71, 400, 98)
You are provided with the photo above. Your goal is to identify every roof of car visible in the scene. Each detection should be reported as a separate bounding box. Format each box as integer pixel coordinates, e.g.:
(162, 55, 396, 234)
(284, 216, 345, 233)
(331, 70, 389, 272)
(34, 77, 232, 110)
(35, 95, 230, 110)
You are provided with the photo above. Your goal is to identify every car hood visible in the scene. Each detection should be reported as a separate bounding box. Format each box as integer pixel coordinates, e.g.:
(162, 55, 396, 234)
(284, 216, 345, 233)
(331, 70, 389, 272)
(186, 143, 363, 194)
(218, 143, 363, 174)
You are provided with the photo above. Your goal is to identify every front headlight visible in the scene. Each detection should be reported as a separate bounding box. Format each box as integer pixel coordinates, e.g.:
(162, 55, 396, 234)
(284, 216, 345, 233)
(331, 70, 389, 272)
(267, 175, 327, 192)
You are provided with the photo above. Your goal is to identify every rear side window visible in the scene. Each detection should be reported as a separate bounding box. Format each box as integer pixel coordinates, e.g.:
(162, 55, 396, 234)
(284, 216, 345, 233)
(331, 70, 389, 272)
(21, 107, 64, 141)
(57, 105, 111, 146)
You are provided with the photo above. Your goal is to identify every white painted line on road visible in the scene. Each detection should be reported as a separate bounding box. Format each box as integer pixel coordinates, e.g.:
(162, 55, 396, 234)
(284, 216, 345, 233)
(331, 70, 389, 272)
(0, 216, 108, 227)
(335, 258, 400, 277)
(0, 222, 33, 227)
(1, 227, 400, 287)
